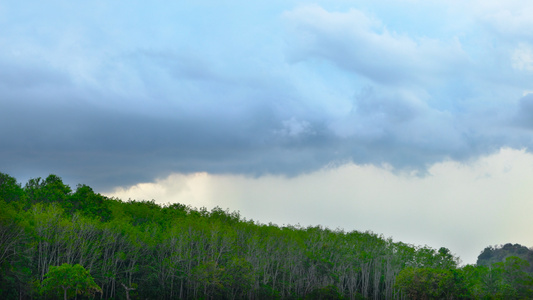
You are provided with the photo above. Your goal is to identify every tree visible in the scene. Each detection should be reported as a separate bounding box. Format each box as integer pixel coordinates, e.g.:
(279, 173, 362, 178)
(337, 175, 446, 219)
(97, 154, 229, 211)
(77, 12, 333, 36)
(121, 282, 136, 300)
(305, 284, 344, 300)
(395, 267, 457, 299)
(0, 200, 31, 299)
(68, 184, 112, 221)
(224, 256, 254, 299)
(477, 243, 533, 272)
(25, 175, 71, 205)
(498, 256, 533, 299)
(192, 261, 228, 299)
(0, 172, 25, 203)
(40, 263, 101, 300)
(457, 258, 533, 300)
(435, 247, 458, 269)
(5, 171, 483, 299)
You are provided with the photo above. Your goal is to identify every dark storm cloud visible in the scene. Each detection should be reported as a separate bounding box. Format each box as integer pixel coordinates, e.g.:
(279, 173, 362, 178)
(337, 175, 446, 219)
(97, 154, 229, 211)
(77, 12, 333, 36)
(0, 52, 528, 192)
(0, 82, 516, 191)
(0, 89, 340, 190)
(2, 1, 533, 191)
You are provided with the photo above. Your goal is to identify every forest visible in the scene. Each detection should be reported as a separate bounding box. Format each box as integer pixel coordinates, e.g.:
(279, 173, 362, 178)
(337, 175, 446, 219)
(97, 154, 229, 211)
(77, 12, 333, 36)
(1, 172, 532, 299)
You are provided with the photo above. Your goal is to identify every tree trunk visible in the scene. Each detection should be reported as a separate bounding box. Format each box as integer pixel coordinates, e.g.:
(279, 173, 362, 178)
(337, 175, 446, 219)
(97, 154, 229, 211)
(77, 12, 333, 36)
(121, 283, 135, 300)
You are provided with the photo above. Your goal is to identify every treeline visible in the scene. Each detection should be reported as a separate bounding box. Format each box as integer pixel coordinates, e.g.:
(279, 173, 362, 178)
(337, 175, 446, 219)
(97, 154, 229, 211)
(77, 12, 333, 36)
(0, 172, 532, 299)
(477, 243, 533, 273)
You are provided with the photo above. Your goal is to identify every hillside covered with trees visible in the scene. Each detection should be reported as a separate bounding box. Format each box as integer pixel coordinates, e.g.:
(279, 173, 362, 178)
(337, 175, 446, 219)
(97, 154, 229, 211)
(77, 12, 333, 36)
(1, 172, 532, 299)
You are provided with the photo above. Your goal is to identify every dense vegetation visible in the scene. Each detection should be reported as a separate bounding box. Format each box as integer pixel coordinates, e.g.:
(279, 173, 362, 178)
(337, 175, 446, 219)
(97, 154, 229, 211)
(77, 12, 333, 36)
(477, 244, 533, 273)
(1, 172, 532, 299)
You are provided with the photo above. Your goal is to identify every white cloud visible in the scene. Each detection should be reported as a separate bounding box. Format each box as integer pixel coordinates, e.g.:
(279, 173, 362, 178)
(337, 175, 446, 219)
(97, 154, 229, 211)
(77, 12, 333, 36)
(283, 5, 467, 86)
(472, 1, 533, 39)
(111, 172, 216, 208)
(108, 148, 533, 265)
(512, 44, 533, 71)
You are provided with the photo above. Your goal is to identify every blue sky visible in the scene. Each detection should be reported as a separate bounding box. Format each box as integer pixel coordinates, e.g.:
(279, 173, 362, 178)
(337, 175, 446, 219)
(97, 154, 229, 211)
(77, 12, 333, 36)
(2, 0, 533, 263)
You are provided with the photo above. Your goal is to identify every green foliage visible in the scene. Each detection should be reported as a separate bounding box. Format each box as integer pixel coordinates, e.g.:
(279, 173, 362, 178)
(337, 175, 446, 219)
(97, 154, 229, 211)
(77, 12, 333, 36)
(67, 184, 112, 221)
(25, 174, 72, 206)
(305, 285, 344, 300)
(498, 256, 533, 299)
(209, 206, 241, 224)
(0, 172, 25, 203)
(458, 256, 533, 299)
(0, 199, 31, 299)
(224, 257, 254, 298)
(395, 267, 456, 299)
(3, 172, 533, 299)
(191, 261, 229, 298)
(478, 243, 533, 273)
(435, 247, 459, 269)
(40, 263, 101, 300)
(257, 283, 281, 300)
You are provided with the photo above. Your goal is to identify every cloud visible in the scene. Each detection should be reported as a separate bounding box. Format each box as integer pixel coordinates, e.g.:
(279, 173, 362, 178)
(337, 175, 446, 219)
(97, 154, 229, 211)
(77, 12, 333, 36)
(278, 117, 313, 137)
(109, 148, 533, 264)
(512, 44, 533, 71)
(1, 1, 533, 191)
(283, 5, 468, 86)
(515, 93, 533, 128)
(473, 1, 533, 40)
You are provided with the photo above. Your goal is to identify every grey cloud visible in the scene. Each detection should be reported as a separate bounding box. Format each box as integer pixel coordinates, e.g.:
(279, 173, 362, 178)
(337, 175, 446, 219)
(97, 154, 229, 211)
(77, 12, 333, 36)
(138, 50, 220, 82)
(515, 93, 533, 128)
(0, 60, 71, 91)
(327, 85, 519, 170)
(1, 66, 528, 192)
(0, 91, 336, 190)
(353, 87, 420, 124)
(330, 86, 425, 140)
(3, 2, 533, 193)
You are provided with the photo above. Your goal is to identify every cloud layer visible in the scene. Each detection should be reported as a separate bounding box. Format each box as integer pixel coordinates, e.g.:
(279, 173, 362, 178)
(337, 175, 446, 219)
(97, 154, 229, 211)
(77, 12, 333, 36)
(2, 1, 533, 190)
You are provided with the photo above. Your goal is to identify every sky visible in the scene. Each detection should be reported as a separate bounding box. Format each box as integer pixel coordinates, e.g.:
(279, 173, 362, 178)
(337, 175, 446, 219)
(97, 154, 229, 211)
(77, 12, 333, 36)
(1, 0, 533, 264)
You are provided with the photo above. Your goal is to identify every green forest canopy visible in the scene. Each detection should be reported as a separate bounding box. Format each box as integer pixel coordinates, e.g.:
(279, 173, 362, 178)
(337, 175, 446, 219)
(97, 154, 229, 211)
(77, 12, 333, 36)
(1, 172, 532, 299)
